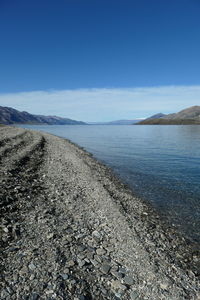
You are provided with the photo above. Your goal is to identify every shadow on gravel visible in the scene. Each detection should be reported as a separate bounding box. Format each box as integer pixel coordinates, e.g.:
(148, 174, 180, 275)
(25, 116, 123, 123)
(0, 136, 46, 250)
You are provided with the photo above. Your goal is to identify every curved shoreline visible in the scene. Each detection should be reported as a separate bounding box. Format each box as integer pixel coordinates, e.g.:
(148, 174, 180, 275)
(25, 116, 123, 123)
(0, 126, 199, 299)
(61, 130, 200, 271)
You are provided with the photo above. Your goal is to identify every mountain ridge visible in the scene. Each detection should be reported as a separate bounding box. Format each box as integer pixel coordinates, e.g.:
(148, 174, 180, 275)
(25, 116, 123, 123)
(0, 106, 86, 125)
(137, 106, 200, 125)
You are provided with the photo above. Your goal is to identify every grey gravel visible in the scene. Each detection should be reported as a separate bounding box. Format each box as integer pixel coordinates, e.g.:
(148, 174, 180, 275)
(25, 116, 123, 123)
(0, 126, 199, 300)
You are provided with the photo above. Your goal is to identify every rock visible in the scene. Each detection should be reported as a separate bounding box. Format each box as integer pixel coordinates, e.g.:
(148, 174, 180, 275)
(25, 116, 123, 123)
(111, 280, 127, 293)
(47, 233, 54, 239)
(30, 293, 40, 300)
(114, 294, 122, 299)
(100, 263, 111, 274)
(123, 275, 135, 286)
(28, 263, 36, 271)
(160, 283, 168, 290)
(78, 259, 85, 267)
(96, 248, 106, 256)
(92, 230, 101, 241)
(67, 260, 75, 267)
(87, 252, 94, 260)
(90, 259, 100, 268)
(3, 227, 9, 233)
(110, 270, 123, 279)
(130, 291, 139, 300)
(1, 289, 10, 299)
(94, 254, 102, 263)
(118, 267, 126, 274)
(61, 274, 69, 280)
(66, 236, 72, 242)
(78, 245, 86, 252)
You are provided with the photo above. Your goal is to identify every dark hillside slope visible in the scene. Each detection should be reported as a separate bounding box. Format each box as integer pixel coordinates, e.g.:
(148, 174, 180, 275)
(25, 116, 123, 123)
(0, 106, 86, 125)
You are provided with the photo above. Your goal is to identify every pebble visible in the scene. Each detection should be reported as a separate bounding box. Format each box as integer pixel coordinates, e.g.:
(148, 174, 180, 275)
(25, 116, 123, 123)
(111, 280, 127, 293)
(94, 254, 102, 263)
(78, 259, 85, 267)
(61, 274, 69, 280)
(28, 263, 36, 271)
(3, 227, 9, 233)
(30, 293, 40, 300)
(123, 276, 135, 286)
(47, 233, 54, 239)
(92, 230, 101, 241)
(66, 236, 72, 242)
(119, 267, 126, 274)
(100, 263, 111, 274)
(91, 259, 100, 268)
(130, 291, 139, 300)
(96, 248, 106, 256)
(111, 270, 123, 279)
(67, 260, 75, 267)
(160, 283, 168, 290)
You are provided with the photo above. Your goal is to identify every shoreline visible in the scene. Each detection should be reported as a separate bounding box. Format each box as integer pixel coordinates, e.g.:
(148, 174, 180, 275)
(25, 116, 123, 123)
(61, 131, 200, 270)
(34, 126, 200, 248)
(0, 126, 199, 299)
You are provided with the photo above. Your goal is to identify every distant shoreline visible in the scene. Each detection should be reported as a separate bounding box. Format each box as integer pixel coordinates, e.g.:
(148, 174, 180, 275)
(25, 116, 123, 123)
(137, 119, 200, 125)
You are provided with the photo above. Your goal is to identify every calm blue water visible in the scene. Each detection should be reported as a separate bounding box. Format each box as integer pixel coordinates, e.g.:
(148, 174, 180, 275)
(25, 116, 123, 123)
(18, 125, 200, 243)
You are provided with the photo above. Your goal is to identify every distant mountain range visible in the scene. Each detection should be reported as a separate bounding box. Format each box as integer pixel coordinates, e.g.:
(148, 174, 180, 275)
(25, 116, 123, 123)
(0, 106, 86, 125)
(2, 105, 199, 126)
(138, 106, 200, 125)
(89, 119, 142, 125)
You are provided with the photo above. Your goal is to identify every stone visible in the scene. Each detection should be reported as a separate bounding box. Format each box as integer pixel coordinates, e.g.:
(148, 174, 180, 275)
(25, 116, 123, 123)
(47, 233, 54, 239)
(61, 274, 69, 280)
(78, 245, 86, 252)
(3, 227, 9, 233)
(1, 289, 10, 299)
(118, 267, 126, 274)
(100, 263, 111, 274)
(130, 291, 139, 300)
(28, 263, 36, 271)
(78, 260, 85, 267)
(96, 248, 106, 256)
(92, 230, 101, 241)
(67, 260, 75, 267)
(111, 280, 127, 293)
(110, 270, 123, 279)
(91, 259, 100, 268)
(94, 254, 102, 263)
(87, 252, 94, 260)
(30, 293, 40, 300)
(123, 276, 135, 286)
(114, 294, 121, 300)
(160, 283, 168, 290)
(66, 236, 72, 242)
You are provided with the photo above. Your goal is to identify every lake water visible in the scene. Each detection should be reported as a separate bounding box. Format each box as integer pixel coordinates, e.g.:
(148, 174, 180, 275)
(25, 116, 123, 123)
(19, 124, 200, 243)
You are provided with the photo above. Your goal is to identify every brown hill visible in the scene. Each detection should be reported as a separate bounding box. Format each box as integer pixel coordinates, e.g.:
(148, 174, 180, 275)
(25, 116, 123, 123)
(138, 106, 200, 125)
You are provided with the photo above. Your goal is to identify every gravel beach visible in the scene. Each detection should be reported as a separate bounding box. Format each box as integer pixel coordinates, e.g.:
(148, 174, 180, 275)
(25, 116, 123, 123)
(0, 126, 199, 300)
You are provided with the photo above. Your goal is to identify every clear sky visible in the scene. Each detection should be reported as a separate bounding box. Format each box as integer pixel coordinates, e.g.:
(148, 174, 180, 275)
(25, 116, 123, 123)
(0, 0, 200, 121)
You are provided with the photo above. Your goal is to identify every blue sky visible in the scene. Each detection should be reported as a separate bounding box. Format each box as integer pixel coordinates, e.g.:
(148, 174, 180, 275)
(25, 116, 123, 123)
(0, 0, 200, 121)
